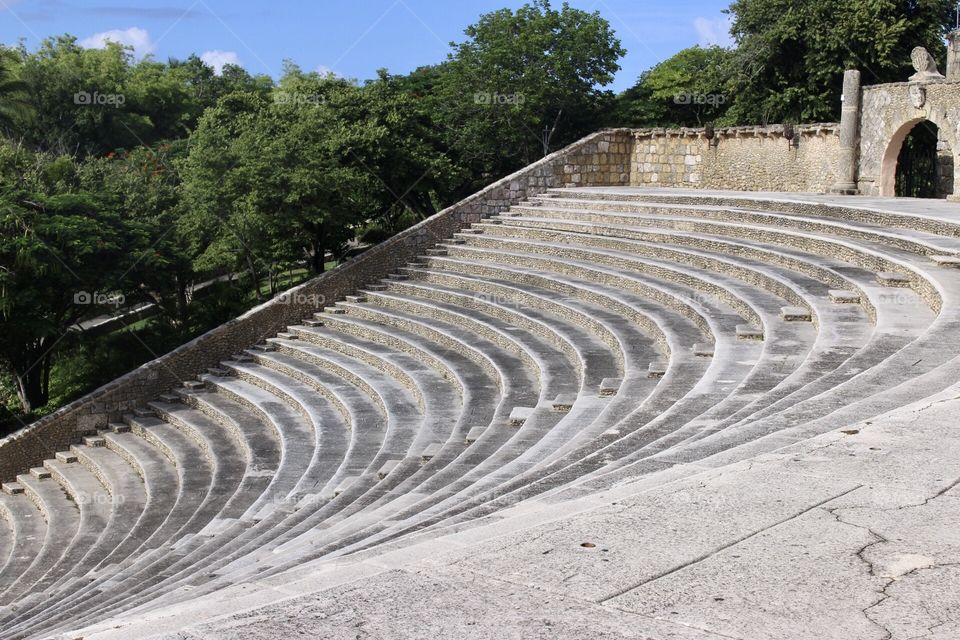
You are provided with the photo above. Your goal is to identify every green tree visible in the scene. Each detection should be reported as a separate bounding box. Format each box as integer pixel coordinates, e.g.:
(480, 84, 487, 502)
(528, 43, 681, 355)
(615, 46, 735, 127)
(179, 92, 275, 299)
(266, 68, 380, 274)
(726, 0, 954, 124)
(0, 47, 31, 134)
(124, 60, 202, 142)
(355, 69, 463, 231)
(167, 54, 273, 115)
(78, 142, 194, 327)
(0, 187, 130, 412)
(16, 36, 147, 155)
(440, 0, 625, 185)
(14, 36, 254, 155)
(180, 72, 381, 298)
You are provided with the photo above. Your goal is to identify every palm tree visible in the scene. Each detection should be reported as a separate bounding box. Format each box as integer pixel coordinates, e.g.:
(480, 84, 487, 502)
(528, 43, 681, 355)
(0, 48, 30, 134)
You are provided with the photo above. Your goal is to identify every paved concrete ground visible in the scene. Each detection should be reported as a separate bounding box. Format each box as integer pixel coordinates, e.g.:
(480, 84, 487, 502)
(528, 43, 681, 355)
(76, 382, 960, 640)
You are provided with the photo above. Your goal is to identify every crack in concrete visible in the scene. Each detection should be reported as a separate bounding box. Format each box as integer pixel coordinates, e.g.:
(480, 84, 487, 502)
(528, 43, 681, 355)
(914, 598, 947, 639)
(859, 578, 894, 640)
(824, 505, 893, 640)
(930, 474, 960, 500)
(923, 615, 954, 637)
(597, 484, 863, 604)
(445, 566, 748, 640)
(867, 561, 960, 640)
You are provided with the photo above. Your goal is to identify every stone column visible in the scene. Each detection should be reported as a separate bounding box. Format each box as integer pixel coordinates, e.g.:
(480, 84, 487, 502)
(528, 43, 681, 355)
(948, 31, 960, 81)
(830, 69, 861, 194)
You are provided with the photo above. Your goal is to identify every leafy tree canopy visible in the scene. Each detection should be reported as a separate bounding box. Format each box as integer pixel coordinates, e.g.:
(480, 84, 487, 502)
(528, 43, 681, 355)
(614, 46, 735, 127)
(440, 0, 625, 181)
(726, 0, 954, 123)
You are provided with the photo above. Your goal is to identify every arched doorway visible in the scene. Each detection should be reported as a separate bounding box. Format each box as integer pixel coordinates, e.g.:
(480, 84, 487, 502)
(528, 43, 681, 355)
(880, 118, 955, 198)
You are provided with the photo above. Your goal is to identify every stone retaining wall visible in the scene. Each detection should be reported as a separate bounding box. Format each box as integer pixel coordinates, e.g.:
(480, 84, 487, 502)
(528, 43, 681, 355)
(0, 129, 633, 482)
(630, 124, 842, 193)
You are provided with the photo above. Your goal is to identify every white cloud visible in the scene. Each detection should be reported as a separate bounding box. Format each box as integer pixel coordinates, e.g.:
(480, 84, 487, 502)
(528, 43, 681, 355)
(315, 65, 342, 78)
(693, 16, 733, 48)
(80, 27, 155, 59)
(201, 50, 242, 75)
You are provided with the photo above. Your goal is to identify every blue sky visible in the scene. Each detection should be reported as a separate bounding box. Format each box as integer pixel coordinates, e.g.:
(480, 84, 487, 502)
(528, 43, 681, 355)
(0, 0, 734, 92)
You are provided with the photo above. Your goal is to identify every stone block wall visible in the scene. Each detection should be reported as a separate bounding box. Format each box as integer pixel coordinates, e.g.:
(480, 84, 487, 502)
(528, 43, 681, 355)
(0, 128, 633, 482)
(630, 124, 843, 193)
(858, 81, 960, 196)
(937, 128, 955, 198)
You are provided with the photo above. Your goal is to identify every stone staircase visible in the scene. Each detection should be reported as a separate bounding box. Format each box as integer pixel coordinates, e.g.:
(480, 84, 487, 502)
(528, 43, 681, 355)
(1, 187, 960, 639)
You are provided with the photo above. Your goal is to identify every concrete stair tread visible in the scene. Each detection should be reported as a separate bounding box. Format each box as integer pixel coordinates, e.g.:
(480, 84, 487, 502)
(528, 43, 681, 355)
(378, 274, 624, 389)
(0, 477, 72, 605)
(545, 187, 960, 241)
(167, 385, 310, 518)
(19, 459, 109, 601)
(333, 300, 544, 399)
(99, 431, 182, 554)
(356, 288, 581, 398)
(417, 250, 710, 359)
(0, 493, 47, 594)
(465, 223, 849, 323)
(520, 197, 960, 257)
(486, 214, 892, 318)
(489, 211, 942, 311)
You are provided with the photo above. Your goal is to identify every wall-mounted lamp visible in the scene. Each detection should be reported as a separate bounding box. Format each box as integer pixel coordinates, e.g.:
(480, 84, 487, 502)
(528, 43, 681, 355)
(704, 123, 718, 147)
(783, 123, 797, 148)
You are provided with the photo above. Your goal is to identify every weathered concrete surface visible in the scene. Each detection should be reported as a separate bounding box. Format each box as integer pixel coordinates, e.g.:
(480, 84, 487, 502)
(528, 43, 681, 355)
(75, 384, 960, 640)
(442, 467, 862, 604)
(159, 568, 730, 640)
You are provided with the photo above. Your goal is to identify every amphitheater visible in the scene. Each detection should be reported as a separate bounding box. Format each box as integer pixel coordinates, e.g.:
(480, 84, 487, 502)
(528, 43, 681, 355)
(2, 60, 960, 640)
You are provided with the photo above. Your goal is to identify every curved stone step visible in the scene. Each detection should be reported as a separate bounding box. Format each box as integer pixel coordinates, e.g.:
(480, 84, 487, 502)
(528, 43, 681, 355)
(411, 254, 714, 469)
(335, 300, 549, 401)
(145, 403, 255, 522)
(31, 417, 226, 629)
(541, 187, 960, 243)
(0, 470, 80, 606)
(384, 275, 626, 385)
(120, 416, 216, 543)
(358, 290, 579, 398)
(478, 221, 822, 324)
(489, 207, 950, 313)
(0, 494, 47, 598)
(0, 509, 12, 577)
(391, 268, 628, 387)
(216, 363, 374, 501)
(71, 342, 454, 624)
(99, 431, 181, 557)
(227, 282, 796, 572)
(316, 290, 884, 556)
(15, 458, 111, 603)
(64, 444, 148, 572)
(532, 193, 960, 255)
(1, 446, 148, 628)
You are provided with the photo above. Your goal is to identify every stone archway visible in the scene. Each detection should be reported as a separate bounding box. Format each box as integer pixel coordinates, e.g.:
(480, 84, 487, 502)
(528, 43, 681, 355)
(880, 118, 924, 196)
(850, 49, 960, 198)
(880, 118, 955, 197)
